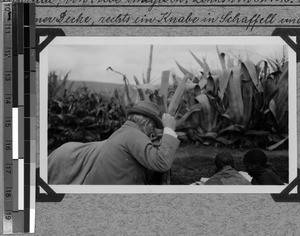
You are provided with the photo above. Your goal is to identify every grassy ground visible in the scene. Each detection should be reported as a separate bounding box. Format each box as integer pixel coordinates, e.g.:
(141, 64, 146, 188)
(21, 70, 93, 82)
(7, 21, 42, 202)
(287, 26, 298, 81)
(170, 144, 289, 185)
(48, 141, 289, 185)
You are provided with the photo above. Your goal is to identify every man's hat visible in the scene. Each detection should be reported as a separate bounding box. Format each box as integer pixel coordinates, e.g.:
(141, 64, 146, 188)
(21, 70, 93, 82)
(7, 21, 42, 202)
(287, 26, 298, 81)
(127, 101, 163, 129)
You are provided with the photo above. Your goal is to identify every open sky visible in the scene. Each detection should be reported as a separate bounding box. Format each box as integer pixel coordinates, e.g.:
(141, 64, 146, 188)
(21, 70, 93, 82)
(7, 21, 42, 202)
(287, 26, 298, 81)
(47, 39, 286, 85)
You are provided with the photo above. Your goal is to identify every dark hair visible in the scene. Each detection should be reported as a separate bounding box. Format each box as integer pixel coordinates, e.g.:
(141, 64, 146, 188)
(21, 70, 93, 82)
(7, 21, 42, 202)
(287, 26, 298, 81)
(243, 149, 268, 167)
(215, 152, 235, 171)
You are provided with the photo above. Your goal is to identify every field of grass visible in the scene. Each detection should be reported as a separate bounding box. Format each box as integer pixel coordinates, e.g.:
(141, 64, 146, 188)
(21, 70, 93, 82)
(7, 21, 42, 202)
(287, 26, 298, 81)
(64, 80, 137, 97)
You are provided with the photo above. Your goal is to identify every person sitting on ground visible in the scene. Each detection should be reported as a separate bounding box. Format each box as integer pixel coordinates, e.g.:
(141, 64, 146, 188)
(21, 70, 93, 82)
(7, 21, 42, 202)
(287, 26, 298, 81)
(243, 149, 284, 185)
(192, 152, 251, 185)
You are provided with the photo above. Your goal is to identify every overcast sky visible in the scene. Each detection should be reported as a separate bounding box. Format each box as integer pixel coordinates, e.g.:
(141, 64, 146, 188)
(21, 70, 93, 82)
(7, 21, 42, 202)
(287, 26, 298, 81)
(47, 42, 285, 84)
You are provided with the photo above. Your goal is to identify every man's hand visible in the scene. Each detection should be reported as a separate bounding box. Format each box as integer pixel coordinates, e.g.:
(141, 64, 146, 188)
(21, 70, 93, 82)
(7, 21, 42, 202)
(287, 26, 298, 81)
(162, 113, 176, 130)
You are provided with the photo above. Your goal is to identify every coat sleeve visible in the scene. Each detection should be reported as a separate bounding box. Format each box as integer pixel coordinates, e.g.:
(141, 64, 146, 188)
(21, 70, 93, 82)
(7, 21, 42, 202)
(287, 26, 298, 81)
(126, 130, 180, 172)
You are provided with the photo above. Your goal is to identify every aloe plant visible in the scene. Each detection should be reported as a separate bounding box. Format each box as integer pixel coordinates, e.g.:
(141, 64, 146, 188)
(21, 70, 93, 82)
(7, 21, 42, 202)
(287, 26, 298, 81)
(50, 45, 288, 150)
(167, 46, 289, 149)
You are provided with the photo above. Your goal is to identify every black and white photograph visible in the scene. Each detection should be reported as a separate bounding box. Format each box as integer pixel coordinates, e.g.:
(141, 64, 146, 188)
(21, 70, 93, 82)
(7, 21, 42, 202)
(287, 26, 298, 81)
(39, 36, 297, 193)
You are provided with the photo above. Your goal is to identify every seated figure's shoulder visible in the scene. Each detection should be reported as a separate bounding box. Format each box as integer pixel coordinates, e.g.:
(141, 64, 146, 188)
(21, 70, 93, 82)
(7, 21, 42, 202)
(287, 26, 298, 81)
(262, 168, 278, 177)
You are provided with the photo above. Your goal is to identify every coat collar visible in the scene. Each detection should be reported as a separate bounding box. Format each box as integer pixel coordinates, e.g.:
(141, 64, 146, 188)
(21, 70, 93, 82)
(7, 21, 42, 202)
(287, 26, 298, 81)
(123, 120, 143, 132)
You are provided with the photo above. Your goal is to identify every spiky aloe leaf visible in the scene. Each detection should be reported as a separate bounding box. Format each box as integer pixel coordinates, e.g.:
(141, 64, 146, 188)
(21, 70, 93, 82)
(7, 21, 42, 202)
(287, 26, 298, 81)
(189, 50, 209, 74)
(252, 62, 265, 112)
(159, 70, 170, 112)
(133, 75, 140, 85)
(224, 67, 243, 124)
(187, 128, 198, 141)
(198, 78, 207, 90)
(205, 76, 216, 94)
(215, 69, 231, 101)
(269, 71, 282, 85)
(233, 66, 243, 116)
(192, 76, 200, 84)
(216, 45, 226, 70)
(256, 60, 268, 84)
(186, 88, 196, 109)
(255, 60, 263, 76)
(142, 73, 146, 84)
(252, 92, 264, 113)
(269, 99, 276, 118)
(267, 136, 288, 151)
(154, 91, 166, 114)
(272, 64, 288, 125)
(268, 59, 282, 73)
(215, 136, 230, 145)
(245, 130, 269, 136)
(168, 75, 189, 116)
(148, 93, 157, 104)
(277, 63, 288, 85)
(263, 78, 278, 108)
(67, 80, 75, 93)
(171, 74, 181, 87)
(227, 57, 234, 69)
(175, 60, 194, 77)
(133, 75, 145, 101)
(218, 124, 245, 135)
(202, 57, 210, 73)
(123, 76, 132, 106)
(278, 112, 288, 134)
(56, 71, 70, 98)
(185, 82, 199, 91)
(242, 60, 263, 93)
(262, 61, 268, 82)
(241, 62, 253, 127)
(212, 75, 219, 96)
(206, 94, 219, 130)
(195, 94, 216, 132)
(206, 94, 224, 115)
(195, 132, 218, 139)
(136, 83, 158, 92)
(177, 115, 200, 130)
(176, 103, 203, 128)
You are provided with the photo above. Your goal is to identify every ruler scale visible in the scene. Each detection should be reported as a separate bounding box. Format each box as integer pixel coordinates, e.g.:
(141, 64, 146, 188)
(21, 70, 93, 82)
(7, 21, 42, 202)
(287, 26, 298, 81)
(3, 2, 13, 234)
(29, 3, 36, 233)
(17, 3, 25, 232)
(11, 7, 19, 231)
(24, 3, 30, 232)
(24, 3, 36, 233)
(12, 3, 24, 233)
(2, 2, 36, 234)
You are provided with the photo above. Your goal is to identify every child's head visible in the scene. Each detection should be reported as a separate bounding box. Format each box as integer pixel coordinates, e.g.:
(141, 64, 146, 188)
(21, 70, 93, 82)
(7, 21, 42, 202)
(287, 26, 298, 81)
(215, 152, 235, 172)
(243, 149, 268, 177)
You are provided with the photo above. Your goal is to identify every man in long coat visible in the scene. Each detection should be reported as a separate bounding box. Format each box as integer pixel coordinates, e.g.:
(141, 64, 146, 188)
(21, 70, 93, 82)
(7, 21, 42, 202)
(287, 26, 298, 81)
(48, 101, 180, 185)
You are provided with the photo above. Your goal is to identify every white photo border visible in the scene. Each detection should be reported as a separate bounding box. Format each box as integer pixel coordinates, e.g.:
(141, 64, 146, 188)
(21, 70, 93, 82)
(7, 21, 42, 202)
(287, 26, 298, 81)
(39, 36, 297, 194)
